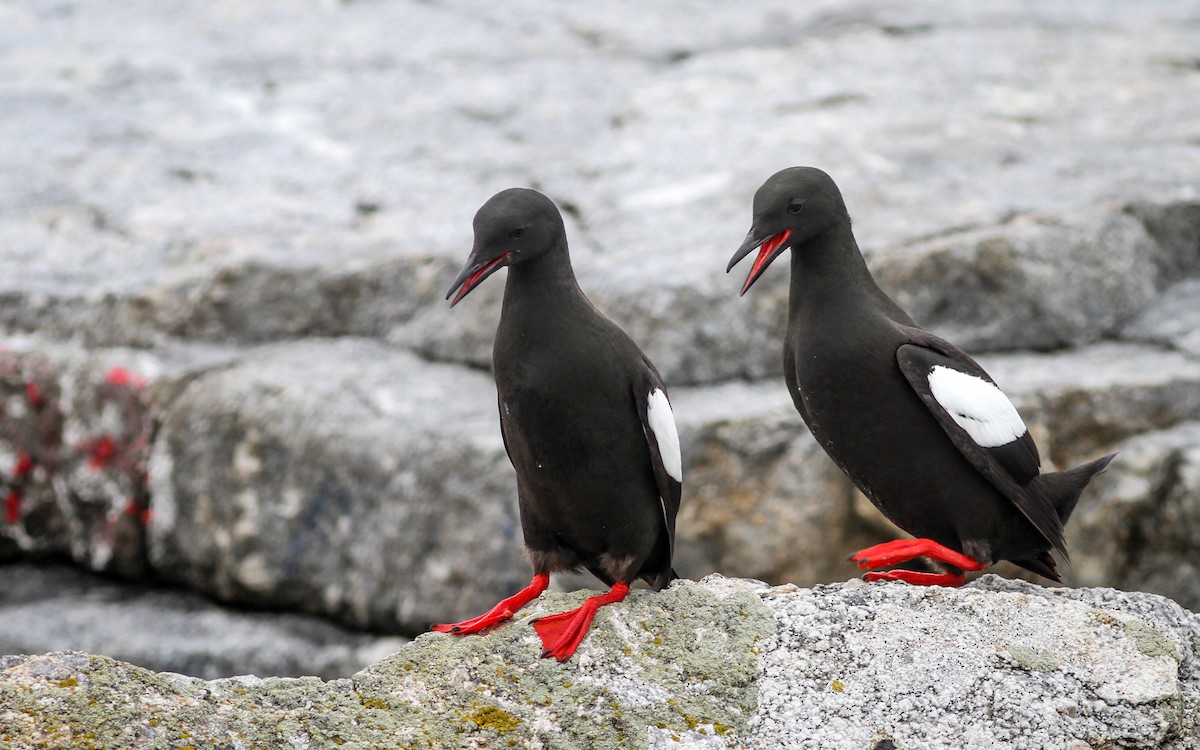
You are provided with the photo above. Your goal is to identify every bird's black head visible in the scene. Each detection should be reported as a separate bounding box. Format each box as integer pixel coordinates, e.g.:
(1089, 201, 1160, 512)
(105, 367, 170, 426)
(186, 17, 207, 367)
(726, 166, 850, 295)
(447, 188, 567, 306)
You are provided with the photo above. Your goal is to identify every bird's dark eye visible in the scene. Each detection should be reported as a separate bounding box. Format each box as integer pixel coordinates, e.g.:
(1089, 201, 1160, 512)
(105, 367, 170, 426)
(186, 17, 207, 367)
(788, 199, 804, 214)
(509, 228, 525, 239)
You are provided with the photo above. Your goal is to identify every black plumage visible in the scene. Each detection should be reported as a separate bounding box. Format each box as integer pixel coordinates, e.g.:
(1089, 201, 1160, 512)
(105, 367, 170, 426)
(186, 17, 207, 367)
(436, 188, 682, 659)
(728, 167, 1114, 585)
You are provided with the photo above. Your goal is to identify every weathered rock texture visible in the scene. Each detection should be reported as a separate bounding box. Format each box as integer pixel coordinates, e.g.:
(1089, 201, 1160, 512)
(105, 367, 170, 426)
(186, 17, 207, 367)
(0, 563, 403, 680)
(3, 0, 1199, 382)
(147, 339, 527, 631)
(2, 0, 1200, 664)
(2, 576, 1198, 749)
(0, 342, 157, 574)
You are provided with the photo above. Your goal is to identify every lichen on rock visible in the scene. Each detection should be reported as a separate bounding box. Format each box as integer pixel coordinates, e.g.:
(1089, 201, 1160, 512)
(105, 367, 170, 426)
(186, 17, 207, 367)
(3, 575, 1198, 749)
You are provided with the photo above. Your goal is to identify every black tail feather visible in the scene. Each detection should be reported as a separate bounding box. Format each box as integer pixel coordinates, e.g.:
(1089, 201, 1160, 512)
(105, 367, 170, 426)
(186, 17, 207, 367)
(1032, 452, 1117, 526)
(1010, 551, 1062, 582)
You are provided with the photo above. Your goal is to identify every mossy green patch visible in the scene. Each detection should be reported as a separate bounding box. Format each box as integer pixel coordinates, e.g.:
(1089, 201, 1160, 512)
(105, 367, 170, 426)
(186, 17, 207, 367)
(1005, 645, 1060, 672)
(1123, 618, 1179, 660)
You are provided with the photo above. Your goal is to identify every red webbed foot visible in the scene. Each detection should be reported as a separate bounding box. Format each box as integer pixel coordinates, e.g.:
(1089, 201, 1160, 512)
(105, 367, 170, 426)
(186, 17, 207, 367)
(865, 569, 966, 587)
(532, 582, 630, 662)
(850, 538, 984, 588)
(432, 573, 550, 634)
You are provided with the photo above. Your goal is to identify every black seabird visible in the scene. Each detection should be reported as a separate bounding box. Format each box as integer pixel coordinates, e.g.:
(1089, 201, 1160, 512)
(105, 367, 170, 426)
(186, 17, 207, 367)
(435, 188, 682, 659)
(727, 166, 1115, 586)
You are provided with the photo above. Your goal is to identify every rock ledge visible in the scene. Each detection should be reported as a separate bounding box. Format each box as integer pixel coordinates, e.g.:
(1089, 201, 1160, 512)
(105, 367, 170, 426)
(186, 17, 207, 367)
(2, 574, 1197, 749)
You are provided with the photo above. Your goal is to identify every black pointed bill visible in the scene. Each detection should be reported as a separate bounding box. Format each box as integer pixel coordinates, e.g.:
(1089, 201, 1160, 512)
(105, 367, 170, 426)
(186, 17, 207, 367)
(446, 252, 512, 307)
(727, 228, 793, 296)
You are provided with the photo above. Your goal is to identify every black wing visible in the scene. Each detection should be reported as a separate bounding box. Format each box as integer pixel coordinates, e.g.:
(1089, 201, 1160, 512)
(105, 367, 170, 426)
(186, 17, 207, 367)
(633, 361, 682, 590)
(895, 329, 1066, 559)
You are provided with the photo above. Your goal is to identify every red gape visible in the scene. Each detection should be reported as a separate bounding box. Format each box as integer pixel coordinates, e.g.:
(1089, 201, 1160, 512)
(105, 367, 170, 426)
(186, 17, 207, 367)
(432, 573, 550, 635)
(532, 582, 630, 662)
(740, 229, 793, 296)
(850, 538, 986, 587)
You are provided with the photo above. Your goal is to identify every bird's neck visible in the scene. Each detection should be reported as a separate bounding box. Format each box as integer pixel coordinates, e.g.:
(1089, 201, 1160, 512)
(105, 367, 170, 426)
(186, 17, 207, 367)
(788, 222, 891, 318)
(502, 243, 587, 315)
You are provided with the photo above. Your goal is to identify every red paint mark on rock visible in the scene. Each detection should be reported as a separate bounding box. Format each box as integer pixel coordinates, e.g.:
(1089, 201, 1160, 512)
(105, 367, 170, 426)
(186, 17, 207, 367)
(124, 499, 153, 525)
(24, 382, 43, 408)
(13, 451, 34, 479)
(4, 489, 20, 524)
(105, 367, 146, 389)
(87, 434, 117, 469)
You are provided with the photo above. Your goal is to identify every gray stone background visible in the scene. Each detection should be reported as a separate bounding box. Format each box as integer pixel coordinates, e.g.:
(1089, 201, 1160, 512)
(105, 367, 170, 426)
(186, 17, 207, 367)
(1, 0, 1198, 678)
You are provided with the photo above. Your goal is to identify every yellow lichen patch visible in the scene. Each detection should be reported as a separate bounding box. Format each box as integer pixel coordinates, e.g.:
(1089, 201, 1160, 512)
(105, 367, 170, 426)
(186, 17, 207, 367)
(359, 695, 390, 710)
(466, 705, 521, 733)
(831, 679, 845, 693)
(55, 678, 78, 689)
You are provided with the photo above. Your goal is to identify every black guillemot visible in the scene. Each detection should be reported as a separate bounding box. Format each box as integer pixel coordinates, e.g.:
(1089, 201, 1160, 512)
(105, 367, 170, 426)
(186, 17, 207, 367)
(728, 166, 1115, 586)
(436, 188, 682, 659)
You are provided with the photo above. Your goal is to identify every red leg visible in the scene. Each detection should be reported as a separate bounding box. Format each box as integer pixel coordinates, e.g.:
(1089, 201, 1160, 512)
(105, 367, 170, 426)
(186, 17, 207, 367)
(865, 569, 966, 587)
(432, 573, 550, 634)
(532, 582, 630, 662)
(850, 538, 985, 572)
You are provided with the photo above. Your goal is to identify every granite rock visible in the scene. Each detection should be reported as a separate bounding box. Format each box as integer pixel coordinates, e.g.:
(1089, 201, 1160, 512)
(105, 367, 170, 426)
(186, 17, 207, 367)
(1122, 279, 1200, 359)
(6, 335, 1198, 632)
(0, 338, 242, 574)
(2, 1, 1200, 384)
(1070, 421, 1200, 612)
(146, 338, 527, 633)
(1, 575, 1196, 749)
(0, 343, 155, 575)
(1, 0, 1199, 669)
(0, 562, 403, 680)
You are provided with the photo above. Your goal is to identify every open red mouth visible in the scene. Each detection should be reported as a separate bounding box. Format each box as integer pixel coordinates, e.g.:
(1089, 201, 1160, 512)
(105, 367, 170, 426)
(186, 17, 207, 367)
(740, 229, 792, 295)
(450, 252, 511, 306)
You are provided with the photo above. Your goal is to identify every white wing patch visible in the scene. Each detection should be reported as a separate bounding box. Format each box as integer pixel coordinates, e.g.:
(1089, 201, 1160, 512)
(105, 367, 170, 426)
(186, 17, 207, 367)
(927, 366, 1026, 448)
(646, 388, 683, 482)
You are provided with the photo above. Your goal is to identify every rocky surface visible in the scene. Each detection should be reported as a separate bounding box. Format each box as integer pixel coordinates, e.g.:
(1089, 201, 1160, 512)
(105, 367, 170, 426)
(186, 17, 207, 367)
(2, 0, 1199, 383)
(1071, 421, 1200, 612)
(10, 334, 1198, 640)
(2, 0, 1200, 674)
(0, 562, 403, 680)
(2, 575, 1198, 749)
(0, 339, 158, 574)
(147, 338, 527, 632)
